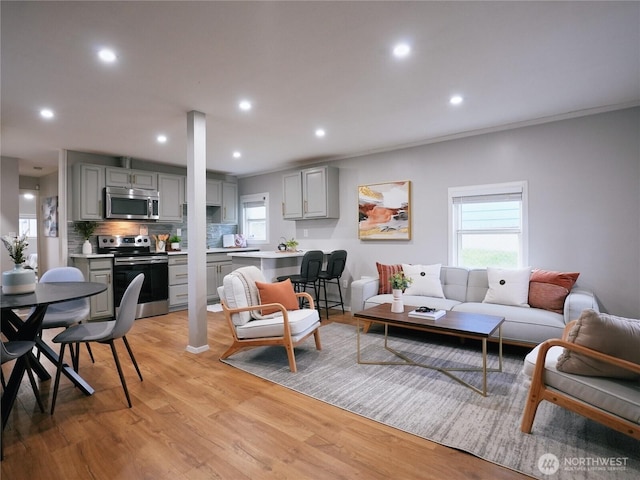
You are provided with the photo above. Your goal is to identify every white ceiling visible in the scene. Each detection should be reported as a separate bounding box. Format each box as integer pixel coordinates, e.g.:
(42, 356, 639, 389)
(2, 1, 639, 178)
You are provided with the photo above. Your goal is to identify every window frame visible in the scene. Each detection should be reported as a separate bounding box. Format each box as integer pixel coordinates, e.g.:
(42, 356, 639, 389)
(239, 192, 269, 245)
(448, 181, 528, 268)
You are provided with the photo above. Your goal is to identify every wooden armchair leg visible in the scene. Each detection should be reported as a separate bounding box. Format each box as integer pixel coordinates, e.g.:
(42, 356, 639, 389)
(313, 329, 322, 351)
(285, 344, 297, 373)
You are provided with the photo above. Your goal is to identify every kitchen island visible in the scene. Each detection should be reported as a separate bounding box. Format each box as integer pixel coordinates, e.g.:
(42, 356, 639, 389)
(227, 250, 328, 282)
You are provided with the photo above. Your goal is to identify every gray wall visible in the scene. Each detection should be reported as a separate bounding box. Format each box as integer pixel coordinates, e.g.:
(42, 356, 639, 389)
(239, 108, 640, 317)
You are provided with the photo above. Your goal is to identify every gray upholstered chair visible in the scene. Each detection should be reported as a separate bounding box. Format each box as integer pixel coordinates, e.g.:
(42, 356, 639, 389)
(218, 266, 322, 372)
(1, 340, 45, 415)
(50, 273, 145, 413)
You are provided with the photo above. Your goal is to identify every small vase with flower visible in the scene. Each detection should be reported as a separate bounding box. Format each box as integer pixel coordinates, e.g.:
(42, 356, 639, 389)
(389, 272, 412, 313)
(1, 233, 36, 294)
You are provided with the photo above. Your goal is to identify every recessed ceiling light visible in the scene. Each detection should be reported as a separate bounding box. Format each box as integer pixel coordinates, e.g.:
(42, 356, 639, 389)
(393, 43, 411, 58)
(156, 134, 167, 143)
(239, 100, 252, 111)
(98, 48, 117, 63)
(450, 95, 464, 105)
(315, 128, 326, 138)
(40, 108, 54, 119)
(232, 151, 242, 159)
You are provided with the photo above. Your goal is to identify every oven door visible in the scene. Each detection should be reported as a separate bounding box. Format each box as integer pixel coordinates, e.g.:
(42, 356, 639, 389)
(113, 257, 169, 318)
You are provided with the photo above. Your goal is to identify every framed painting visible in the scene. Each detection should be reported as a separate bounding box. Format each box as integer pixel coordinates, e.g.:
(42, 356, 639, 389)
(42, 195, 58, 237)
(358, 180, 411, 240)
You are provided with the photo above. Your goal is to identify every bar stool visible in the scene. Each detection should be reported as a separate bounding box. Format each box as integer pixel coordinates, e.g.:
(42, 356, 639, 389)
(317, 250, 347, 320)
(277, 250, 324, 310)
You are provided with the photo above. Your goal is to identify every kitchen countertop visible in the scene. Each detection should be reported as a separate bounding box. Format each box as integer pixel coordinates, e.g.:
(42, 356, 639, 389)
(226, 250, 328, 259)
(69, 253, 114, 258)
(168, 247, 259, 255)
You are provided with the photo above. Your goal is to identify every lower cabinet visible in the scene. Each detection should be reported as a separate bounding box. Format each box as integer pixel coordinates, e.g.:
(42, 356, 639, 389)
(71, 257, 114, 320)
(169, 253, 232, 310)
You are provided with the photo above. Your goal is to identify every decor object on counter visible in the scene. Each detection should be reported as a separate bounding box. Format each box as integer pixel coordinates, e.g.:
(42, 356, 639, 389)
(152, 234, 169, 252)
(284, 237, 299, 251)
(168, 235, 181, 251)
(389, 272, 411, 313)
(358, 180, 411, 240)
(234, 234, 247, 248)
(1, 233, 36, 294)
(42, 195, 59, 237)
(74, 221, 98, 254)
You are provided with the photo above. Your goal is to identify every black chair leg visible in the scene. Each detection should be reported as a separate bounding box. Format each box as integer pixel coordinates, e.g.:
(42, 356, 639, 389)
(23, 356, 45, 413)
(109, 340, 132, 408)
(336, 279, 345, 314)
(122, 336, 143, 382)
(50, 343, 67, 415)
(86, 343, 95, 363)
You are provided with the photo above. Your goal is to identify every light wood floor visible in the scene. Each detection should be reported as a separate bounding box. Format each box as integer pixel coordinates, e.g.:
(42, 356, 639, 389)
(2, 310, 532, 479)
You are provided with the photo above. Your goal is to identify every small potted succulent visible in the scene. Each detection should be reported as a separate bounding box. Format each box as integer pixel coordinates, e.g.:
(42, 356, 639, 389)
(284, 237, 299, 252)
(169, 234, 181, 251)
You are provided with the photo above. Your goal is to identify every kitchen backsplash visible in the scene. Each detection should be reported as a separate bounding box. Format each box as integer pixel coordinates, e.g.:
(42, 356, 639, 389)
(67, 205, 237, 253)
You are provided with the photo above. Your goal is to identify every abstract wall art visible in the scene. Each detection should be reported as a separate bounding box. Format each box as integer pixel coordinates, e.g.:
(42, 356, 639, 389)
(358, 181, 411, 240)
(42, 195, 58, 237)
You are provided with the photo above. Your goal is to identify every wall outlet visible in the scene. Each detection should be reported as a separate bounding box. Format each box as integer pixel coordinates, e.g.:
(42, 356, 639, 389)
(303, 229, 308, 237)
(342, 279, 348, 288)
(176, 228, 181, 236)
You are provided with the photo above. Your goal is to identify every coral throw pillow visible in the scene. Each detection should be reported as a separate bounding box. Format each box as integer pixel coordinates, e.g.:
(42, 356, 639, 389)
(528, 269, 579, 314)
(255, 278, 300, 315)
(376, 262, 403, 295)
(556, 309, 640, 379)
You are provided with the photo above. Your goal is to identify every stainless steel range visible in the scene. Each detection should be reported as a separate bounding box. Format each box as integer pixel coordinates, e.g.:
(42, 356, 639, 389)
(98, 235, 169, 318)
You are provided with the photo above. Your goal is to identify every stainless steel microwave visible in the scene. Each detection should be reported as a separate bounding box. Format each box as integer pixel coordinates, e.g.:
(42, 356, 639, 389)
(104, 186, 159, 220)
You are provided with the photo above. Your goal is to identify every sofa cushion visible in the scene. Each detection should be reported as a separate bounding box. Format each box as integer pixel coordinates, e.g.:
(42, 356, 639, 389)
(376, 262, 403, 294)
(402, 263, 444, 298)
(256, 278, 299, 315)
(483, 267, 531, 307)
(556, 309, 640, 380)
(235, 308, 320, 339)
(529, 269, 579, 314)
(524, 345, 640, 424)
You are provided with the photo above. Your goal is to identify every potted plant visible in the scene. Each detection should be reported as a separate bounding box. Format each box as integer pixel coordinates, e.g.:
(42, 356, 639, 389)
(74, 221, 98, 254)
(284, 237, 299, 251)
(169, 234, 181, 251)
(1, 232, 36, 294)
(389, 272, 412, 313)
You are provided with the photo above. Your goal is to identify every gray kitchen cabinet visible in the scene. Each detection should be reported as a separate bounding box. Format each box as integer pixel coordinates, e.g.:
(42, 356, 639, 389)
(168, 255, 189, 309)
(206, 179, 222, 206)
(158, 173, 184, 222)
(282, 166, 339, 219)
(71, 256, 114, 320)
(106, 166, 157, 190)
(72, 163, 105, 220)
(221, 182, 238, 224)
(207, 253, 232, 302)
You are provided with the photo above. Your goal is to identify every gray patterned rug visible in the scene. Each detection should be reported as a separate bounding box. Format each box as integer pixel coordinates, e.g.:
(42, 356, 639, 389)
(220, 322, 639, 480)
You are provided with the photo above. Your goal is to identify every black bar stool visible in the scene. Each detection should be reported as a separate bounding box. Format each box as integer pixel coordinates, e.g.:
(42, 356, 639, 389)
(317, 250, 347, 320)
(277, 250, 324, 310)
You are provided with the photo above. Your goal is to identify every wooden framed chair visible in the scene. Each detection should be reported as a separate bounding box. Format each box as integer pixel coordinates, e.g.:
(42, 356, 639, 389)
(217, 266, 322, 372)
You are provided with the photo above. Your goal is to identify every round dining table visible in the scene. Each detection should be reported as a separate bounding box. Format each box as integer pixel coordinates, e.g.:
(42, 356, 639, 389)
(1, 281, 106, 426)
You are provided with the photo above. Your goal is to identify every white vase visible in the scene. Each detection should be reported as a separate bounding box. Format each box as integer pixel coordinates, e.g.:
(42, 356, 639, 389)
(391, 288, 404, 313)
(82, 239, 92, 254)
(2, 264, 36, 295)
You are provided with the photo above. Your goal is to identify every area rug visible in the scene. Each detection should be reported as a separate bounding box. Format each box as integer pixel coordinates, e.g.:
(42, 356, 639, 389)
(220, 322, 639, 480)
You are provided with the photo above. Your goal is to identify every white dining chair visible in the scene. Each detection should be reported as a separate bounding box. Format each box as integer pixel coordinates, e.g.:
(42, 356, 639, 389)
(50, 274, 145, 414)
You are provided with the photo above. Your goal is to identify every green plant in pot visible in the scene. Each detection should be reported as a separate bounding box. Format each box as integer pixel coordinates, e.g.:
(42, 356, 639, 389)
(74, 221, 98, 254)
(389, 272, 412, 291)
(169, 235, 181, 251)
(284, 237, 299, 251)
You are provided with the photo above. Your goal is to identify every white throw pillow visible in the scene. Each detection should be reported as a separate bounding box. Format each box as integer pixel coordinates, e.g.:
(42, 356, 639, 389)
(483, 267, 531, 307)
(402, 263, 445, 298)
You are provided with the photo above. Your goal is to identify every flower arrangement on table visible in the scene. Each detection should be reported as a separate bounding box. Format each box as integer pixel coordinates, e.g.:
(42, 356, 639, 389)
(1, 233, 29, 265)
(389, 272, 412, 291)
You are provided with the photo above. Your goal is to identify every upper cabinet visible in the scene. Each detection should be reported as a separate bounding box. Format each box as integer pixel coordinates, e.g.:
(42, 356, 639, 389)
(106, 166, 157, 190)
(72, 163, 105, 220)
(206, 179, 222, 206)
(158, 173, 184, 222)
(221, 182, 238, 224)
(282, 166, 339, 220)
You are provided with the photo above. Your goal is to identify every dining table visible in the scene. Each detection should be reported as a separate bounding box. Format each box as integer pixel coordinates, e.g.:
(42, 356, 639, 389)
(1, 281, 106, 427)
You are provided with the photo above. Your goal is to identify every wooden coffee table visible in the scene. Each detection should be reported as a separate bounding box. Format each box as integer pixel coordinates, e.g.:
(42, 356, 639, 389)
(353, 304, 505, 396)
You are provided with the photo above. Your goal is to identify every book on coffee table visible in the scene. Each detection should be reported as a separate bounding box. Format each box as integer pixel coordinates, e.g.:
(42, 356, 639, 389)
(408, 309, 446, 320)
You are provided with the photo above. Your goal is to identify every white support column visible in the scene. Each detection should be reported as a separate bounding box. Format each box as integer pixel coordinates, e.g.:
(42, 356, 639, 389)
(186, 110, 209, 353)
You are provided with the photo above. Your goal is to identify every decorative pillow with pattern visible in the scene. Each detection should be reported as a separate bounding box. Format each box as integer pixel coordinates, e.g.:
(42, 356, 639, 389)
(556, 309, 640, 380)
(483, 267, 531, 307)
(376, 262, 403, 295)
(402, 263, 445, 298)
(528, 269, 579, 314)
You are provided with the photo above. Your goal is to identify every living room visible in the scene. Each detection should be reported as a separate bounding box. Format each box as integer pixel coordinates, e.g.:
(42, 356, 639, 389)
(1, 2, 639, 479)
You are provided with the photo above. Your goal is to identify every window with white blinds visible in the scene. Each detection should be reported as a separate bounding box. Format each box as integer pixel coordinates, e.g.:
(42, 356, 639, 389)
(448, 182, 528, 268)
(240, 193, 269, 243)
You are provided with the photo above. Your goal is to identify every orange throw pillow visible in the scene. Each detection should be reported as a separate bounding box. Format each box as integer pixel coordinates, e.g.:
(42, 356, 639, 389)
(376, 262, 403, 295)
(528, 269, 579, 314)
(256, 278, 300, 315)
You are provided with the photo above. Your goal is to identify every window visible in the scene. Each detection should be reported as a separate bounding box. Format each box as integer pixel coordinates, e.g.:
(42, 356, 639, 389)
(449, 181, 527, 268)
(240, 193, 269, 244)
(19, 218, 38, 238)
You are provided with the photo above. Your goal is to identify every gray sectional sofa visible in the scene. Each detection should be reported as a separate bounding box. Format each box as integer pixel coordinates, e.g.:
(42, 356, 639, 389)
(350, 266, 600, 346)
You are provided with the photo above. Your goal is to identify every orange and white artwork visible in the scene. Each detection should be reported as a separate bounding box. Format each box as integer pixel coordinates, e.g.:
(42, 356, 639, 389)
(358, 181, 411, 240)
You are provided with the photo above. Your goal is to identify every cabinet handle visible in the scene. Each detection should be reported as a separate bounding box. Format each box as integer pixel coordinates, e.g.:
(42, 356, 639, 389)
(176, 273, 188, 279)
(223, 207, 226, 219)
(282, 202, 285, 215)
(108, 274, 111, 284)
(304, 200, 308, 213)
